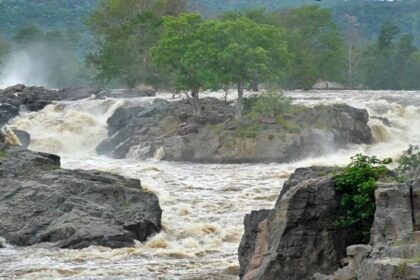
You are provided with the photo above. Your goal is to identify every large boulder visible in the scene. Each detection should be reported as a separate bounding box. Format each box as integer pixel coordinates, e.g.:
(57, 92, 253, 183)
(97, 99, 373, 163)
(238, 167, 354, 280)
(0, 143, 162, 249)
(0, 104, 19, 127)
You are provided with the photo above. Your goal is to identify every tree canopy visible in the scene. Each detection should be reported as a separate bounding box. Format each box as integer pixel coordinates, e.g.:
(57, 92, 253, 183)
(86, 0, 186, 88)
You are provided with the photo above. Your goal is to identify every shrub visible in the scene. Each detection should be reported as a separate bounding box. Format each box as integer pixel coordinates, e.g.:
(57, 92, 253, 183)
(396, 145, 420, 179)
(237, 123, 261, 139)
(0, 150, 7, 157)
(244, 91, 292, 121)
(334, 154, 392, 243)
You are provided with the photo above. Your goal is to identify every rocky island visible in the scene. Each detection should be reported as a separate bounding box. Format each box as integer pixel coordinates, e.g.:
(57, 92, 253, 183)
(97, 97, 373, 163)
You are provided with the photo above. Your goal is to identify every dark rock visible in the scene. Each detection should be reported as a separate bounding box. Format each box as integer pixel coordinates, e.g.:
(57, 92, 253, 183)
(57, 87, 102, 100)
(0, 104, 19, 127)
(107, 106, 146, 136)
(97, 98, 373, 163)
(238, 210, 271, 279)
(410, 167, 420, 231)
(0, 143, 161, 249)
(238, 167, 354, 280)
(96, 89, 156, 99)
(371, 116, 392, 127)
(12, 129, 30, 148)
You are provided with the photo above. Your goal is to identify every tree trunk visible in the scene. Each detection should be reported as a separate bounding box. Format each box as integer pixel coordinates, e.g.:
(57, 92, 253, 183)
(191, 88, 201, 117)
(236, 82, 244, 120)
(251, 78, 259, 91)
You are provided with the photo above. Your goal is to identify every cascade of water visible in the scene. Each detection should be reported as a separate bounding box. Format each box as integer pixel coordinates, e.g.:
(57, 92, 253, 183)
(2, 90, 419, 279)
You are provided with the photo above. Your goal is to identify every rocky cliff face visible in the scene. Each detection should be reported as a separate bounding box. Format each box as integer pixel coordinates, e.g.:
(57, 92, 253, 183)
(97, 98, 373, 163)
(0, 143, 162, 249)
(239, 167, 420, 280)
(238, 167, 355, 280)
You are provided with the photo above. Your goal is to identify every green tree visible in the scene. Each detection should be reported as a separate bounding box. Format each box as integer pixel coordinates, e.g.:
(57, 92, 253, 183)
(378, 22, 400, 50)
(274, 5, 346, 89)
(401, 51, 420, 90)
(13, 24, 45, 44)
(358, 23, 418, 90)
(151, 14, 208, 116)
(213, 17, 289, 119)
(86, 0, 185, 88)
(335, 154, 392, 243)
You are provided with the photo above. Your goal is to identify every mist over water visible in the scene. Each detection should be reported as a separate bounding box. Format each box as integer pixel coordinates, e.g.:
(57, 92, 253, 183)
(0, 46, 50, 87)
(2, 90, 420, 279)
(0, 42, 89, 89)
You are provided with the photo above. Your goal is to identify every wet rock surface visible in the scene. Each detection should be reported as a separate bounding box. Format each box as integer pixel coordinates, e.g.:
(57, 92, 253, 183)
(97, 98, 373, 163)
(245, 167, 420, 280)
(0, 143, 162, 249)
(238, 167, 354, 280)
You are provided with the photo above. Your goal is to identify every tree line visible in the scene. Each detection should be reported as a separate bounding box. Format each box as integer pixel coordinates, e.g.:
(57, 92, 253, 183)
(1, 0, 420, 93)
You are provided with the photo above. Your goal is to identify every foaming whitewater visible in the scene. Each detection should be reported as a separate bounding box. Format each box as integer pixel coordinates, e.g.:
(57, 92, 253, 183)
(9, 97, 154, 157)
(1, 90, 420, 279)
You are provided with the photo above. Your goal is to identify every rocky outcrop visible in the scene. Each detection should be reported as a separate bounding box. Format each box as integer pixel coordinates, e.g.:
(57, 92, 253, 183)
(319, 168, 420, 280)
(238, 167, 355, 280)
(97, 98, 373, 163)
(0, 143, 161, 249)
(0, 84, 155, 126)
(243, 166, 420, 280)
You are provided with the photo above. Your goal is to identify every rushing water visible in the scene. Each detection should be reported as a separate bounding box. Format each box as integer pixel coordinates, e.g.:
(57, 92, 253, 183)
(1, 90, 420, 279)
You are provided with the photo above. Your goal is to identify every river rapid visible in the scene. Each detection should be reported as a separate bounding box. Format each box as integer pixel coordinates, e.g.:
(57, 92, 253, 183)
(1, 90, 420, 279)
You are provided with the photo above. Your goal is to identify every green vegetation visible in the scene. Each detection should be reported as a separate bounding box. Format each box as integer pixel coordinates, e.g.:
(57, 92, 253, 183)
(274, 6, 346, 89)
(245, 92, 292, 121)
(151, 13, 207, 116)
(86, 0, 186, 88)
(358, 23, 420, 90)
(0, 0, 98, 36)
(396, 145, 420, 179)
(209, 17, 290, 119)
(235, 92, 297, 138)
(151, 14, 290, 117)
(334, 154, 392, 243)
(2, 0, 420, 90)
(0, 150, 7, 157)
(236, 124, 261, 139)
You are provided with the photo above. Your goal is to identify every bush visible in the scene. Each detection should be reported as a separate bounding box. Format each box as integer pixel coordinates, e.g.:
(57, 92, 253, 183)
(334, 154, 392, 243)
(396, 145, 420, 179)
(244, 91, 292, 120)
(236, 123, 261, 138)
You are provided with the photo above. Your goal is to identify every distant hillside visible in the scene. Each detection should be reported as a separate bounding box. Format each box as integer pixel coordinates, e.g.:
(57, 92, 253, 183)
(0, 0, 99, 35)
(0, 0, 419, 44)
(187, 0, 337, 16)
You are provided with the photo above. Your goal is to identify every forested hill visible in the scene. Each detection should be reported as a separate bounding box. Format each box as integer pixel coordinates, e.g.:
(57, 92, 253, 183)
(1, 0, 420, 43)
(187, 0, 336, 15)
(0, 0, 99, 35)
